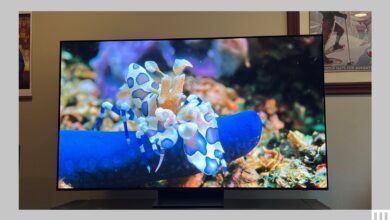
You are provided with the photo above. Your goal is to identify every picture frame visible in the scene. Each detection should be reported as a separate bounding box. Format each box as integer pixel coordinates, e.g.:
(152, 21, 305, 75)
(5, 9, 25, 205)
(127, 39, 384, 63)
(287, 11, 371, 95)
(310, 11, 371, 73)
(19, 12, 32, 98)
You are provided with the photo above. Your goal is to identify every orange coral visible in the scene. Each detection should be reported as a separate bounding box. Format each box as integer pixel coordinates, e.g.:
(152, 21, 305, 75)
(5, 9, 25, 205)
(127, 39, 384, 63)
(287, 130, 308, 150)
(184, 77, 243, 115)
(67, 63, 96, 80)
(265, 98, 278, 115)
(259, 148, 283, 171)
(181, 173, 204, 187)
(228, 166, 260, 187)
(167, 173, 204, 187)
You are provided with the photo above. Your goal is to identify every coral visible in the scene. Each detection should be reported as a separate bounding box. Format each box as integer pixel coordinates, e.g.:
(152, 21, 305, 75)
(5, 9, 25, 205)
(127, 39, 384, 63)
(274, 158, 313, 188)
(226, 167, 261, 187)
(182, 173, 205, 187)
(167, 173, 205, 187)
(183, 76, 245, 115)
(312, 163, 327, 188)
(265, 98, 278, 115)
(288, 130, 308, 150)
(259, 148, 283, 171)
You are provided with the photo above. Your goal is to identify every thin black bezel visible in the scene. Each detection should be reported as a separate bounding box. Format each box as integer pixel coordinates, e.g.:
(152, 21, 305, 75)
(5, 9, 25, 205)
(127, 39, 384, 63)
(56, 34, 328, 191)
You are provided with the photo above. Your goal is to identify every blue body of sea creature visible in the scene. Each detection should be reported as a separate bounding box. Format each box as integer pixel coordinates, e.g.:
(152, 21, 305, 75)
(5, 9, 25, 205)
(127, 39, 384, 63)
(59, 110, 262, 188)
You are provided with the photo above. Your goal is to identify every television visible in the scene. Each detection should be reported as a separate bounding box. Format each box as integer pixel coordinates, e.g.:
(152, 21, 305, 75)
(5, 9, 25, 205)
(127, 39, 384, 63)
(57, 35, 327, 205)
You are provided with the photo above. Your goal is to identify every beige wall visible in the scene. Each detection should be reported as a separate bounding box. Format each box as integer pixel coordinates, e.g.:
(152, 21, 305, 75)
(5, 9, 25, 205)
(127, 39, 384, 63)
(19, 12, 371, 209)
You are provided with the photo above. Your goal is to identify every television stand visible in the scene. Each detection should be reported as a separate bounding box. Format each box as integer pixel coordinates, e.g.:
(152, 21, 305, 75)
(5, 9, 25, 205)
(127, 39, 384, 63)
(153, 189, 224, 208)
(53, 198, 330, 209)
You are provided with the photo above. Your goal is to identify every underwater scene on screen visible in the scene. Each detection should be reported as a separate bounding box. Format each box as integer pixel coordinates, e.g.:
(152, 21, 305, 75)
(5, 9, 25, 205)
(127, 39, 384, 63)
(58, 36, 327, 189)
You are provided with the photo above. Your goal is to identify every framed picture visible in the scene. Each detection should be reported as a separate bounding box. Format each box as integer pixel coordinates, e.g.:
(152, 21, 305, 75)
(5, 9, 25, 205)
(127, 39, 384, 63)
(19, 12, 32, 98)
(287, 11, 371, 94)
(309, 11, 371, 72)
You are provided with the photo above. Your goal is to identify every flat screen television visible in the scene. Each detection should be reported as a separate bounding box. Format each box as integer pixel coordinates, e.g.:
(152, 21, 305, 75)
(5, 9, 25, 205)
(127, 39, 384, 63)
(57, 35, 327, 194)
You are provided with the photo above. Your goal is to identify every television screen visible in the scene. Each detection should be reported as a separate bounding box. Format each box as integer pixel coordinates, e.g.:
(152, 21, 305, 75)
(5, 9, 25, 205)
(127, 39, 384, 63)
(58, 35, 327, 189)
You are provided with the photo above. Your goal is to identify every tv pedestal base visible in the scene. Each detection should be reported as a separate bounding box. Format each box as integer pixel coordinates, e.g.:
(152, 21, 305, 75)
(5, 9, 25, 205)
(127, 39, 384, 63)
(153, 199, 224, 209)
(153, 189, 224, 208)
(53, 199, 330, 209)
